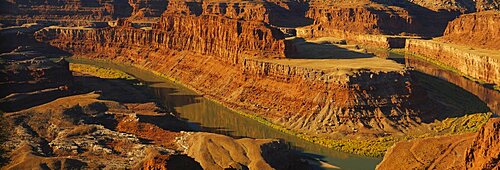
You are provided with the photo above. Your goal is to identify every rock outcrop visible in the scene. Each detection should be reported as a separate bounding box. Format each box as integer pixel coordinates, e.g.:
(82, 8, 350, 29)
(405, 10, 500, 92)
(1, 64, 308, 170)
(406, 39, 500, 86)
(176, 132, 308, 170)
(0, 0, 168, 26)
(440, 11, 500, 50)
(36, 5, 435, 137)
(0, 56, 73, 112)
(3, 0, 499, 34)
(377, 118, 500, 170)
(465, 118, 500, 169)
(299, 1, 419, 37)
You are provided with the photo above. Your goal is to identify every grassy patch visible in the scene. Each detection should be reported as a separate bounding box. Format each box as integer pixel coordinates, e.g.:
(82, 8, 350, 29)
(69, 63, 134, 80)
(432, 112, 492, 134)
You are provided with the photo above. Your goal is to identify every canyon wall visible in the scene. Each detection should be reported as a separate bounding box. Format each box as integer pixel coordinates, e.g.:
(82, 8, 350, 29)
(465, 118, 500, 169)
(38, 25, 426, 135)
(299, 2, 418, 37)
(0, 0, 166, 25)
(441, 11, 500, 50)
(37, 16, 285, 65)
(4, 0, 499, 34)
(0, 0, 131, 22)
(37, 18, 433, 138)
(377, 118, 500, 170)
(406, 39, 500, 86)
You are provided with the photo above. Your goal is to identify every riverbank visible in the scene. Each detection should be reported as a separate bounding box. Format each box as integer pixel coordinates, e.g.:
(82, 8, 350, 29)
(405, 40, 500, 91)
(389, 48, 499, 92)
(1, 58, 312, 169)
(69, 57, 494, 157)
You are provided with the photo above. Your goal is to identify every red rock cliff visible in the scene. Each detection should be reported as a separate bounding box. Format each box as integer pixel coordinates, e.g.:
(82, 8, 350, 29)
(35, 0, 439, 144)
(36, 27, 432, 138)
(465, 118, 500, 169)
(377, 118, 500, 170)
(36, 1, 287, 64)
(299, 1, 419, 37)
(441, 11, 500, 50)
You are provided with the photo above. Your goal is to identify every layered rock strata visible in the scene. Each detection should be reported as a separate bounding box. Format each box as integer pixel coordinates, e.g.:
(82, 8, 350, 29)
(405, 11, 500, 92)
(0, 61, 308, 169)
(300, 1, 418, 36)
(406, 38, 500, 87)
(377, 118, 500, 170)
(440, 11, 500, 50)
(37, 17, 433, 137)
(0, 0, 168, 25)
(3, 0, 500, 49)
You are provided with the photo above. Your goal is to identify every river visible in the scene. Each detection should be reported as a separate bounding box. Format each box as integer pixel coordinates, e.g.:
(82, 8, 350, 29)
(69, 52, 498, 170)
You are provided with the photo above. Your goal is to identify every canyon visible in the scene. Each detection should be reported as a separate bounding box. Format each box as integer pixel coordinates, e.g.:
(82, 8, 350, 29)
(0, 54, 308, 169)
(1, 0, 499, 169)
(377, 118, 500, 170)
(34, 1, 431, 145)
(406, 11, 500, 88)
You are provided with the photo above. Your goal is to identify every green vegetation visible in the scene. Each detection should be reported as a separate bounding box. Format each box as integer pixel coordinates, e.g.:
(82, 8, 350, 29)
(433, 112, 492, 134)
(414, 72, 490, 114)
(66, 57, 494, 158)
(404, 51, 499, 92)
(69, 63, 135, 80)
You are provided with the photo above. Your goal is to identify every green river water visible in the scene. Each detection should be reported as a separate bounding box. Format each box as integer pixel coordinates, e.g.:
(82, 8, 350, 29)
(69, 53, 498, 170)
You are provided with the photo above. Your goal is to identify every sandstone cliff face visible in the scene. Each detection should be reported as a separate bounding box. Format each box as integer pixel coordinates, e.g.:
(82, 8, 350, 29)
(156, 14, 285, 63)
(241, 58, 426, 134)
(406, 39, 500, 87)
(37, 21, 435, 137)
(377, 118, 500, 170)
(441, 11, 500, 50)
(31, 0, 439, 137)
(465, 118, 500, 169)
(300, 2, 418, 37)
(34, 1, 287, 64)
(1, 0, 131, 20)
(0, 0, 167, 25)
(4, 0, 498, 33)
(296, 0, 500, 40)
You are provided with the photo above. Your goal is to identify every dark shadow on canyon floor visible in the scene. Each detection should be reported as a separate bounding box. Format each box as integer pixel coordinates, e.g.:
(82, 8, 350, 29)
(265, 0, 314, 28)
(413, 71, 491, 123)
(386, 52, 498, 115)
(286, 38, 375, 59)
(371, 0, 464, 36)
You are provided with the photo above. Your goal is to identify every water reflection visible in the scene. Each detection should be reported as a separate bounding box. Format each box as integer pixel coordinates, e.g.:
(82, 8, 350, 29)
(388, 52, 499, 115)
(69, 52, 498, 170)
(69, 58, 381, 170)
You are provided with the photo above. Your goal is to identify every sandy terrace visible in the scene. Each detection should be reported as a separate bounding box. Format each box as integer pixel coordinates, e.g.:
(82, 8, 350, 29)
(254, 57, 405, 76)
